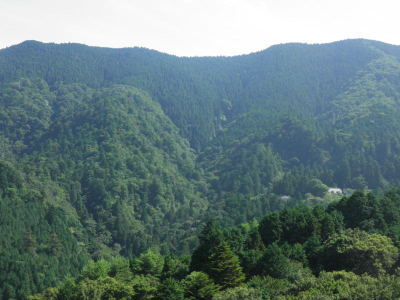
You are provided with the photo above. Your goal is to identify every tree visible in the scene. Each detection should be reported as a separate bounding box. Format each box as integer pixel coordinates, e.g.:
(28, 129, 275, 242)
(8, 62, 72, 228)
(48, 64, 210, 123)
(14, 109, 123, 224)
(208, 242, 245, 289)
(333, 191, 381, 230)
(308, 178, 329, 197)
(247, 275, 292, 299)
(183, 271, 220, 300)
(156, 278, 185, 300)
(161, 256, 189, 280)
(288, 271, 400, 299)
(131, 274, 159, 300)
(28, 288, 59, 300)
(132, 249, 164, 277)
(259, 212, 282, 246)
(321, 228, 399, 276)
(71, 276, 135, 300)
(80, 259, 110, 280)
(108, 256, 133, 282)
(256, 243, 311, 281)
(92, 277, 135, 300)
(190, 221, 223, 273)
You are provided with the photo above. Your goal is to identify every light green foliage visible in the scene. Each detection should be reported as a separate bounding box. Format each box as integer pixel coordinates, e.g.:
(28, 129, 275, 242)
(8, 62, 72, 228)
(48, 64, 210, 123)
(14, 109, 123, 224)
(30, 276, 136, 300)
(80, 259, 111, 280)
(76, 276, 135, 300)
(183, 271, 221, 300)
(247, 275, 292, 299)
(131, 274, 159, 300)
(286, 271, 400, 300)
(308, 179, 329, 197)
(28, 288, 59, 300)
(321, 228, 399, 276)
(132, 250, 164, 277)
(212, 286, 262, 300)
(108, 256, 133, 282)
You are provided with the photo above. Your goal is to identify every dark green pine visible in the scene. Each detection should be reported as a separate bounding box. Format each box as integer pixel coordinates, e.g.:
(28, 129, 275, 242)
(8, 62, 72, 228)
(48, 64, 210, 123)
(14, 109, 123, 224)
(208, 241, 245, 289)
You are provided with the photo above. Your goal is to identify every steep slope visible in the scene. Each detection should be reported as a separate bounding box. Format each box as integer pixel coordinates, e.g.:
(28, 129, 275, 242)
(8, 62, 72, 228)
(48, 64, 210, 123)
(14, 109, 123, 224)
(0, 41, 222, 149)
(0, 79, 208, 298)
(1, 39, 400, 219)
(201, 41, 400, 204)
(0, 78, 208, 253)
(2, 39, 400, 225)
(0, 39, 384, 149)
(0, 160, 88, 299)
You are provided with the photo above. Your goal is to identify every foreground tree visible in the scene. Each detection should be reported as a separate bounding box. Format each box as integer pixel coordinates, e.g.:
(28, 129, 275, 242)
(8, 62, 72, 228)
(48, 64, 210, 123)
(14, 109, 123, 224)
(183, 271, 220, 300)
(190, 221, 223, 273)
(321, 228, 398, 276)
(208, 242, 245, 289)
(156, 278, 185, 300)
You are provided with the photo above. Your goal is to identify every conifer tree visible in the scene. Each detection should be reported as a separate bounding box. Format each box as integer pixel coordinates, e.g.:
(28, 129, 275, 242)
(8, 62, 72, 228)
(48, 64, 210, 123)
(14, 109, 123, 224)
(190, 220, 223, 273)
(208, 241, 245, 289)
(183, 271, 220, 300)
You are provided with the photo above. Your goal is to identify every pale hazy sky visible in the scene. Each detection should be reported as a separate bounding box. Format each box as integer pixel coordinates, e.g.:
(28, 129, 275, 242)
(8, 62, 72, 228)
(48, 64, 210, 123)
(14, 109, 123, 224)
(0, 0, 399, 56)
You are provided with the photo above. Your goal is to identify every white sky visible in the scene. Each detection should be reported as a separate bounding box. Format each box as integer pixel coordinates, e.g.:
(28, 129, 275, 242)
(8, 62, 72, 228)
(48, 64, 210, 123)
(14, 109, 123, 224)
(0, 0, 399, 57)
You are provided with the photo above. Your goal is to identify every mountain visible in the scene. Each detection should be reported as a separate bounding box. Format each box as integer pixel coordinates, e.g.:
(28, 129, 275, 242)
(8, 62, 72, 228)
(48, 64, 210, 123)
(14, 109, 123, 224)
(1, 39, 400, 298)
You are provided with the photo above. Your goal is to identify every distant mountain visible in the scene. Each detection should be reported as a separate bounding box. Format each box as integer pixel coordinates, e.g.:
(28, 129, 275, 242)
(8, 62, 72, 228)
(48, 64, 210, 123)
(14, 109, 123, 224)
(1, 39, 400, 298)
(2, 39, 398, 148)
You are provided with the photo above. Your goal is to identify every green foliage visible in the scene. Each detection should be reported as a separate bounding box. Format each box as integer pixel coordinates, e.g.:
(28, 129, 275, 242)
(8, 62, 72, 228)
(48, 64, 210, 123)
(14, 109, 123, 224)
(156, 278, 185, 300)
(108, 257, 133, 282)
(0, 162, 88, 299)
(286, 271, 400, 299)
(183, 272, 220, 300)
(131, 275, 159, 299)
(76, 276, 136, 300)
(207, 242, 245, 289)
(80, 260, 111, 280)
(0, 80, 207, 298)
(256, 243, 312, 282)
(320, 228, 399, 276)
(212, 286, 262, 300)
(190, 221, 223, 273)
(247, 275, 292, 299)
(27, 189, 400, 299)
(132, 250, 164, 277)
(259, 206, 344, 246)
(162, 256, 190, 280)
(333, 191, 383, 230)
(331, 189, 400, 246)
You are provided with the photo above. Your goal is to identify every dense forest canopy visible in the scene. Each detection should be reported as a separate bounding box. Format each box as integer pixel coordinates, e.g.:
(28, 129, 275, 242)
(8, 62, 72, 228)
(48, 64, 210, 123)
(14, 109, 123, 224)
(30, 189, 400, 299)
(1, 39, 400, 298)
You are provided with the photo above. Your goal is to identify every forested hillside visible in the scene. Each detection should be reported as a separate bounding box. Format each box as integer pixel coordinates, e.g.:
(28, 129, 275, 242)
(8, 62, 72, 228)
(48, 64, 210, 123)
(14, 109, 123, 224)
(1, 39, 400, 298)
(30, 189, 400, 299)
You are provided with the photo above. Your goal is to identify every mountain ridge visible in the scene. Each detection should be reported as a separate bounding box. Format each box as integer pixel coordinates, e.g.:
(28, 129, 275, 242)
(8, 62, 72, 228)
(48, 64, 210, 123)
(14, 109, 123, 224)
(3, 38, 397, 57)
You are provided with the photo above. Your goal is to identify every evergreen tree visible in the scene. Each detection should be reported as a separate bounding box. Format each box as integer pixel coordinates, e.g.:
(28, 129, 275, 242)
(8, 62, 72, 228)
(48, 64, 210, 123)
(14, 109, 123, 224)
(190, 221, 223, 273)
(183, 272, 220, 300)
(208, 242, 245, 289)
